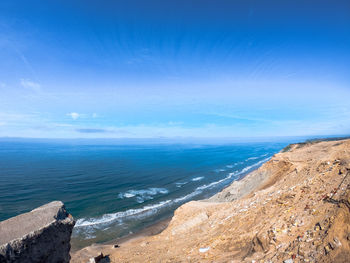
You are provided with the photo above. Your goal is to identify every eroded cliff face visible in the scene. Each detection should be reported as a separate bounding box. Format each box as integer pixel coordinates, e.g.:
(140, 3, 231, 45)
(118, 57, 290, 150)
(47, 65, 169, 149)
(72, 139, 350, 263)
(0, 201, 75, 263)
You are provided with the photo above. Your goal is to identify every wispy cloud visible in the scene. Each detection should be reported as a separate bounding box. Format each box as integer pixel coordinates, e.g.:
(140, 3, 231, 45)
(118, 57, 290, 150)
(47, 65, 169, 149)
(20, 79, 41, 92)
(67, 112, 80, 120)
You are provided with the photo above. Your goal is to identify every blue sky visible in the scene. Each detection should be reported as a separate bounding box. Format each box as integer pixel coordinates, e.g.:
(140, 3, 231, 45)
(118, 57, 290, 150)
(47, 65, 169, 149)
(0, 0, 349, 138)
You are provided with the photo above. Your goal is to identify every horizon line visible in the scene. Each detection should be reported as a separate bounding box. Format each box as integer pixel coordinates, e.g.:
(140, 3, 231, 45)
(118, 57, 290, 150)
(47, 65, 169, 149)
(0, 134, 349, 141)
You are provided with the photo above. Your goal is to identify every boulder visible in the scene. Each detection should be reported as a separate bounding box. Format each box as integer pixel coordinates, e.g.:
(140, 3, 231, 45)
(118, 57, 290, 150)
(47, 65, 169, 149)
(0, 201, 75, 263)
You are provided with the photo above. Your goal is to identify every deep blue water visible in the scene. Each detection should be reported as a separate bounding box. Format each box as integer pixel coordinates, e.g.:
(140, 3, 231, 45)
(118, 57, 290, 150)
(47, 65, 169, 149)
(0, 139, 289, 248)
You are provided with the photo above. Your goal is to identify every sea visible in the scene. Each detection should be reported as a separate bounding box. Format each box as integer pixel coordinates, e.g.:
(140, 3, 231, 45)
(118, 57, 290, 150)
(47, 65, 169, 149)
(0, 138, 294, 249)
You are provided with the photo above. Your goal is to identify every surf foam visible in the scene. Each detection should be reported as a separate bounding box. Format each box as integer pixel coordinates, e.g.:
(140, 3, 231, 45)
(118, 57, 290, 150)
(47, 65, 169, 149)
(75, 200, 172, 227)
(192, 176, 204, 181)
(118, 187, 169, 203)
(76, 157, 270, 229)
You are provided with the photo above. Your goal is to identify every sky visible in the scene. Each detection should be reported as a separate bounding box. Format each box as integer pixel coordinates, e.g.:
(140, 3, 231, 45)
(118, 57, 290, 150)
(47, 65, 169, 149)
(0, 0, 349, 138)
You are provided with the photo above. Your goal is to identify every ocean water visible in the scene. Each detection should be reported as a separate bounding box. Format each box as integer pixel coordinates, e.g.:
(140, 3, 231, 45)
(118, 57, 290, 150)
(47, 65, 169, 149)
(0, 139, 289, 249)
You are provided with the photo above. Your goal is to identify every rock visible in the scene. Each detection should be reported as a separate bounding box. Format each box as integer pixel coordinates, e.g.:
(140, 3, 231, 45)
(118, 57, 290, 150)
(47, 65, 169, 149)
(199, 247, 210, 253)
(333, 237, 341, 247)
(0, 201, 75, 263)
(89, 252, 105, 263)
(314, 222, 322, 231)
(324, 245, 331, 255)
(283, 259, 293, 263)
(328, 241, 335, 250)
(252, 231, 271, 253)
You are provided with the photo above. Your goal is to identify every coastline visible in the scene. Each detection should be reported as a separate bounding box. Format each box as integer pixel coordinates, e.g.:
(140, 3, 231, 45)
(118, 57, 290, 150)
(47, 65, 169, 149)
(71, 217, 171, 253)
(71, 138, 350, 262)
(70, 154, 272, 260)
(71, 218, 173, 262)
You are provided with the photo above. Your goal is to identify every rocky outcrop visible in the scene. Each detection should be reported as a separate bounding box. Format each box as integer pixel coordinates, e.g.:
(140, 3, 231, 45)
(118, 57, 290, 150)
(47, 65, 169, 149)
(0, 201, 75, 263)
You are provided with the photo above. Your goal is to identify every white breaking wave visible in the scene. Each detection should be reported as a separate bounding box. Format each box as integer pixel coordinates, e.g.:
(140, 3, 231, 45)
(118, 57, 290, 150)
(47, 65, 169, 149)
(196, 172, 236, 191)
(175, 182, 188, 188)
(118, 187, 169, 203)
(172, 157, 269, 204)
(239, 157, 269, 174)
(246, 153, 269, 161)
(192, 176, 204, 181)
(124, 193, 136, 198)
(75, 157, 270, 229)
(174, 190, 201, 203)
(197, 157, 270, 191)
(75, 200, 172, 227)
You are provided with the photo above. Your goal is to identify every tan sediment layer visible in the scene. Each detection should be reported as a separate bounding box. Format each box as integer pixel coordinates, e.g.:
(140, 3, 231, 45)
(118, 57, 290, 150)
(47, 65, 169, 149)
(71, 139, 350, 263)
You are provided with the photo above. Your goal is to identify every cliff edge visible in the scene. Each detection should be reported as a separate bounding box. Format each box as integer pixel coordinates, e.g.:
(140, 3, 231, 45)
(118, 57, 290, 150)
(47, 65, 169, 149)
(0, 201, 75, 263)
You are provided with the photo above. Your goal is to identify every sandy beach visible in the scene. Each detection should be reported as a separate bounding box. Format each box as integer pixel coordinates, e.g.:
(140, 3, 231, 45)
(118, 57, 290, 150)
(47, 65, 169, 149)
(70, 217, 171, 254)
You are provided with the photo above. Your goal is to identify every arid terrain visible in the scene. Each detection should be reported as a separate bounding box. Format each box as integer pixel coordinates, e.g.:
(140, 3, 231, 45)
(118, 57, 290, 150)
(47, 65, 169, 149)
(72, 139, 350, 263)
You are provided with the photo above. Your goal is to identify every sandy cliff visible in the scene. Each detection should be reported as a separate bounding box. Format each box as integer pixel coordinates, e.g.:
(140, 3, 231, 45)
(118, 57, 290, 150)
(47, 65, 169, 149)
(72, 139, 350, 263)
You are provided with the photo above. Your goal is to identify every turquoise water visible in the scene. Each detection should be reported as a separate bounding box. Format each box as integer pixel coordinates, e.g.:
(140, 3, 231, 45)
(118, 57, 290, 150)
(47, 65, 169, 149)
(0, 139, 289, 248)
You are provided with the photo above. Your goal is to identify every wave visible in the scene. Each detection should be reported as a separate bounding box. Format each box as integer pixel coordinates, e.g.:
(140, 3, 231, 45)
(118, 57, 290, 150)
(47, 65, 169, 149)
(197, 157, 270, 191)
(246, 153, 269, 162)
(246, 156, 259, 160)
(192, 176, 204, 181)
(172, 157, 269, 204)
(175, 182, 188, 188)
(76, 157, 270, 229)
(214, 168, 226, 172)
(118, 187, 169, 203)
(75, 200, 172, 227)
(123, 193, 136, 198)
(239, 157, 269, 174)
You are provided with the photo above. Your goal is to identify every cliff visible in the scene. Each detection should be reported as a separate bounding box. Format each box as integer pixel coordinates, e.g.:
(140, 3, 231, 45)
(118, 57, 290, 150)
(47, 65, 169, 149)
(72, 138, 350, 262)
(0, 201, 75, 263)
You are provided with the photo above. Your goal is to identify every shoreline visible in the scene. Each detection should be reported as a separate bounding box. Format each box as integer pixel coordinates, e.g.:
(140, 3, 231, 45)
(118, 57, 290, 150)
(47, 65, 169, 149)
(71, 138, 350, 262)
(71, 217, 172, 253)
(81, 138, 350, 262)
(70, 158, 270, 260)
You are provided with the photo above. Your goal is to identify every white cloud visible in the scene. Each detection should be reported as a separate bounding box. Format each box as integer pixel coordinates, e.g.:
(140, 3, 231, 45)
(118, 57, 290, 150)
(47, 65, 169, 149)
(20, 79, 41, 92)
(92, 113, 98, 118)
(67, 112, 80, 120)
